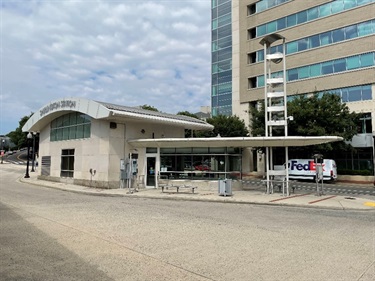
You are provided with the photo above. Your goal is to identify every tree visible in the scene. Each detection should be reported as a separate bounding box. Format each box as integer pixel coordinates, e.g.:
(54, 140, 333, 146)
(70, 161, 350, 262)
(249, 102, 265, 137)
(177, 111, 199, 138)
(196, 115, 249, 138)
(250, 93, 359, 156)
(140, 104, 159, 112)
(287, 93, 358, 141)
(7, 115, 31, 149)
(177, 111, 198, 119)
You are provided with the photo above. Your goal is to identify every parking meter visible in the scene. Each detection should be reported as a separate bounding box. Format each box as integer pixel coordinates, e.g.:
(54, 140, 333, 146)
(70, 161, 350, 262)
(313, 154, 324, 195)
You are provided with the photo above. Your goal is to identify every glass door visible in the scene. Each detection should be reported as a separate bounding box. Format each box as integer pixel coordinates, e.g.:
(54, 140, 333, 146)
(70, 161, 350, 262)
(146, 157, 156, 187)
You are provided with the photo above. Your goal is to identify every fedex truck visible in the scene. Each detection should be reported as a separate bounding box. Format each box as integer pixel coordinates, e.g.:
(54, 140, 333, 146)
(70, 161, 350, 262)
(287, 159, 337, 182)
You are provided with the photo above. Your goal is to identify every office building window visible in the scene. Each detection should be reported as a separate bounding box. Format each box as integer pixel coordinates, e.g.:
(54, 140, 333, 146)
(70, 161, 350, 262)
(255, 0, 291, 14)
(313, 85, 372, 103)
(248, 28, 256, 39)
(257, 53, 374, 87)
(332, 28, 345, 43)
(347, 56, 361, 70)
(361, 52, 374, 67)
(307, 7, 319, 21)
(320, 32, 332, 46)
(256, 20, 375, 62)
(358, 113, 372, 134)
(286, 85, 372, 105)
(248, 77, 257, 89)
(247, 4, 256, 15)
(358, 21, 373, 36)
(248, 52, 256, 64)
(345, 25, 358, 39)
(256, 0, 374, 38)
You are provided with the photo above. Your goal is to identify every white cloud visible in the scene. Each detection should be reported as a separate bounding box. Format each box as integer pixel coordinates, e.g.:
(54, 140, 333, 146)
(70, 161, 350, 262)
(0, 0, 212, 134)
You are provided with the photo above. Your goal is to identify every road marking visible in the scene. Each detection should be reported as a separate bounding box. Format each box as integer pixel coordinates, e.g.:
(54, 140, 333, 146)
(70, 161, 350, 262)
(269, 193, 313, 202)
(364, 202, 375, 208)
(308, 195, 337, 204)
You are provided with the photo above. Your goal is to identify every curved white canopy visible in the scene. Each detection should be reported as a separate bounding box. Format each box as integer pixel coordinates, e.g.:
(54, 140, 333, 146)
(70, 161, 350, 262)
(128, 136, 343, 148)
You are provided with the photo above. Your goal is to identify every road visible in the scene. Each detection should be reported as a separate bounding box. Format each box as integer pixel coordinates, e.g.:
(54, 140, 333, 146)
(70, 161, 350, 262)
(0, 165, 374, 280)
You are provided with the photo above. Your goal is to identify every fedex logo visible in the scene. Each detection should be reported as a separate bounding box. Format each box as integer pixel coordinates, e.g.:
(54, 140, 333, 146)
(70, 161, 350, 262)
(289, 160, 325, 171)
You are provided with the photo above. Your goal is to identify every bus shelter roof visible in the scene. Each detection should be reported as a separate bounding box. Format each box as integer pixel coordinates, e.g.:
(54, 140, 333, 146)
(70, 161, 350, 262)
(128, 136, 343, 148)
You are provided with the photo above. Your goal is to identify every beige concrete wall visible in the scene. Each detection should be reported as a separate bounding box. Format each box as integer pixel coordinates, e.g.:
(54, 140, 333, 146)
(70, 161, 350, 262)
(38, 116, 186, 188)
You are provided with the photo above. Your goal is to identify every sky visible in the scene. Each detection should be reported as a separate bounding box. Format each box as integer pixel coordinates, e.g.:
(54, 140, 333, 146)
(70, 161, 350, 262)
(0, 0, 212, 135)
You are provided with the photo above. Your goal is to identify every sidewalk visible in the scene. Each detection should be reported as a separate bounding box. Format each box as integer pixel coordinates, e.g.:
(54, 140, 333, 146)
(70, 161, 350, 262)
(19, 172, 375, 211)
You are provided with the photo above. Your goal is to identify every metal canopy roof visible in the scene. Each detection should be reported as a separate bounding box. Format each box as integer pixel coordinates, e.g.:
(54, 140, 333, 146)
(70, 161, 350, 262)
(98, 101, 213, 130)
(128, 136, 343, 148)
(22, 97, 214, 132)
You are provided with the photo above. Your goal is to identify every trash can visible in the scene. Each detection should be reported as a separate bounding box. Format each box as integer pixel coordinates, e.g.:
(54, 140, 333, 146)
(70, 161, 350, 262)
(218, 179, 232, 196)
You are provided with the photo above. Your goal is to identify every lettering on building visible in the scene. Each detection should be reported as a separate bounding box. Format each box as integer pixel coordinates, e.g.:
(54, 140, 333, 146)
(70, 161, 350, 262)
(40, 100, 77, 117)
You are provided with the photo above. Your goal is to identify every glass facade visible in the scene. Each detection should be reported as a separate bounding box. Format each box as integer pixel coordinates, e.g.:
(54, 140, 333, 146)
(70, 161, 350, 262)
(212, 0, 232, 116)
(159, 147, 242, 179)
(50, 112, 91, 141)
(256, 0, 374, 38)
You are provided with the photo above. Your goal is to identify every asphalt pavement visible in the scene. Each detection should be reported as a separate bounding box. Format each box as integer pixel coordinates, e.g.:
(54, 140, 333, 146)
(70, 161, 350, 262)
(17, 167, 375, 211)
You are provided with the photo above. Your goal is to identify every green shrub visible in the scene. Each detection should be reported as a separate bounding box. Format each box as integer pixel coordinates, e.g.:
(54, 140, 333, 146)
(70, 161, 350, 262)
(338, 169, 373, 176)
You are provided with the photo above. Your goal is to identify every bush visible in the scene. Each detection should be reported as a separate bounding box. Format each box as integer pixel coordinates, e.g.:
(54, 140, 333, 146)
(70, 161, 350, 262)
(338, 169, 373, 176)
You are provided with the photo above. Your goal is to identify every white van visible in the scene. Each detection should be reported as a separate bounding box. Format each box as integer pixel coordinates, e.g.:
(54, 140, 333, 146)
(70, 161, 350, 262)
(287, 159, 337, 182)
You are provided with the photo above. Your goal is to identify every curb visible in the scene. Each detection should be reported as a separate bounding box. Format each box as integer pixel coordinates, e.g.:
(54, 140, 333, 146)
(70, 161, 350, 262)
(18, 176, 375, 211)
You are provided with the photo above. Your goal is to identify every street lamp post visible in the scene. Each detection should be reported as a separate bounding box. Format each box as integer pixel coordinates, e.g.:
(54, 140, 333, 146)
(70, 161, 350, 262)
(31, 132, 36, 172)
(24, 132, 32, 178)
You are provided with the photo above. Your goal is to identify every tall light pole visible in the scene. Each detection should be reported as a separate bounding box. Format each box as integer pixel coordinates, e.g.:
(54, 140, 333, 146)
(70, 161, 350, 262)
(31, 132, 36, 172)
(24, 132, 32, 178)
(260, 33, 289, 196)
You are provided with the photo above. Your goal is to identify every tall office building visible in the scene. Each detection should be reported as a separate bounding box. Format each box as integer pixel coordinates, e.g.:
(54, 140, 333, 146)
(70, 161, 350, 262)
(212, 0, 375, 173)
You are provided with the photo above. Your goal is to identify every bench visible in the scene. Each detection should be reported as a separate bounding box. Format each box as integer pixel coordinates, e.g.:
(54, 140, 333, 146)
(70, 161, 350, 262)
(261, 178, 295, 193)
(159, 179, 197, 193)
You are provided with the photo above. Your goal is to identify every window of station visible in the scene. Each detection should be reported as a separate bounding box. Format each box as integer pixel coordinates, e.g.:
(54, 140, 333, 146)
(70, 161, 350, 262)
(160, 147, 242, 180)
(50, 112, 91, 141)
(61, 149, 75, 178)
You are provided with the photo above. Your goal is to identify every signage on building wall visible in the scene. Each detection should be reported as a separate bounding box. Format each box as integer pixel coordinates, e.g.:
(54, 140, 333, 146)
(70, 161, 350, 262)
(40, 100, 77, 117)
